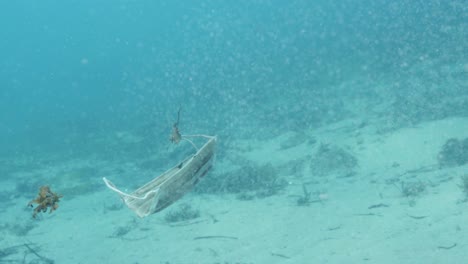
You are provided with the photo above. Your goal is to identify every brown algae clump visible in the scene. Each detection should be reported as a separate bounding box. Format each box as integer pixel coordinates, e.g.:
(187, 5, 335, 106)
(28, 186, 63, 218)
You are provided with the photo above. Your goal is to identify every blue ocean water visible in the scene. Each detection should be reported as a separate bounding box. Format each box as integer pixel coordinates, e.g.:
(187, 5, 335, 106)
(1, 0, 465, 156)
(0, 0, 466, 263)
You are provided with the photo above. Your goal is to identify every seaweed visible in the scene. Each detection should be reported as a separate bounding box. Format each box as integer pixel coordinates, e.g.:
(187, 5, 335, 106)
(112, 225, 132, 238)
(289, 184, 322, 206)
(309, 143, 358, 178)
(109, 219, 139, 239)
(0, 243, 53, 264)
(278, 158, 306, 177)
(27, 186, 62, 219)
(195, 162, 287, 199)
(164, 203, 200, 223)
(438, 138, 468, 167)
(400, 181, 426, 197)
(458, 175, 468, 198)
(170, 107, 182, 144)
(296, 184, 312, 206)
(109, 219, 149, 241)
(392, 180, 427, 206)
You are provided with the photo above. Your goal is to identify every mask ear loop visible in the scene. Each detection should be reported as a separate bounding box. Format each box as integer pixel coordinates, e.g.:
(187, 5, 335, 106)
(181, 134, 216, 151)
(181, 136, 198, 151)
(103, 177, 159, 200)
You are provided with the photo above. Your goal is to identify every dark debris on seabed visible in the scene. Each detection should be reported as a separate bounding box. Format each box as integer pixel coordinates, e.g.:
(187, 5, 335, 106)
(0, 242, 54, 264)
(195, 161, 287, 200)
(438, 137, 468, 168)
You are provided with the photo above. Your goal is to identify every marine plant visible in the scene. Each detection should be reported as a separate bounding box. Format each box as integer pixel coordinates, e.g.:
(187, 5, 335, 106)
(310, 143, 358, 178)
(296, 184, 312, 206)
(164, 203, 200, 223)
(195, 161, 287, 199)
(27, 186, 63, 218)
(438, 138, 468, 167)
(459, 175, 468, 197)
(400, 181, 426, 197)
(170, 107, 182, 144)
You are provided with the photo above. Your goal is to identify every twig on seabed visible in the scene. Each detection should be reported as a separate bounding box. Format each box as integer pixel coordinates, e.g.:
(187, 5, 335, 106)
(193, 235, 238, 240)
(23, 243, 54, 264)
(271, 252, 291, 259)
(437, 243, 457, 250)
(406, 214, 428, 220)
(368, 203, 390, 209)
(353, 213, 383, 217)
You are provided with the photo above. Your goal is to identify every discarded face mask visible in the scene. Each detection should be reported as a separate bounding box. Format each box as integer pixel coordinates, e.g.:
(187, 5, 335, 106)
(103, 134, 216, 218)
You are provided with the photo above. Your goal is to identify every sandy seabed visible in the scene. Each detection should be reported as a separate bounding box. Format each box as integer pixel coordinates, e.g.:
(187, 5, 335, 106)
(1, 117, 468, 264)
